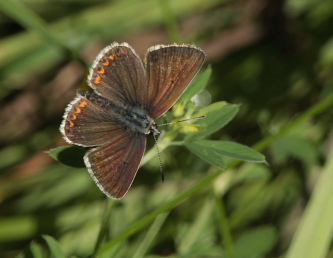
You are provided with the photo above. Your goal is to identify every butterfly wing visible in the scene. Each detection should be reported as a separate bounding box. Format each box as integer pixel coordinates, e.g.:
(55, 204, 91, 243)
(144, 44, 205, 119)
(84, 132, 146, 199)
(61, 91, 146, 199)
(60, 91, 124, 147)
(88, 42, 147, 107)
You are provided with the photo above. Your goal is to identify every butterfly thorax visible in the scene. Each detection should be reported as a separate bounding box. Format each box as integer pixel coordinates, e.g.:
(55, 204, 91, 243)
(80, 90, 160, 135)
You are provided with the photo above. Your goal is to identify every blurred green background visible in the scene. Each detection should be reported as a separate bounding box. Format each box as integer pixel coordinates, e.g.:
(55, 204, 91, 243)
(1, 0, 333, 257)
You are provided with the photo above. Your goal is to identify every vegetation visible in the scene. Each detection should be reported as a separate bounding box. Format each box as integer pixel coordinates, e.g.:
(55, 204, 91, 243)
(1, 0, 333, 257)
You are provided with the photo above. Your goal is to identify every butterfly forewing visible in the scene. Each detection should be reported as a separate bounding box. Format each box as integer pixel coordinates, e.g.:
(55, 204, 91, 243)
(84, 132, 146, 199)
(144, 45, 205, 119)
(88, 42, 148, 107)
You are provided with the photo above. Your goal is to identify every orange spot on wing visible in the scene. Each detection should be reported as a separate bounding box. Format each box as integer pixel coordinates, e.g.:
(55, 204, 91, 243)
(75, 108, 82, 114)
(79, 101, 88, 107)
(69, 121, 75, 127)
(97, 67, 106, 74)
(103, 60, 110, 65)
(109, 55, 115, 60)
(94, 75, 101, 84)
(72, 114, 78, 120)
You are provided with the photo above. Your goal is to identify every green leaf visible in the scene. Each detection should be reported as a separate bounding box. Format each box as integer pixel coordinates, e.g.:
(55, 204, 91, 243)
(285, 150, 333, 258)
(185, 140, 267, 168)
(234, 226, 277, 258)
(185, 102, 239, 141)
(47, 146, 86, 168)
(178, 66, 212, 103)
(178, 198, 214, 255)
(133, 212, 169, 257)
(271, 134, 318, 164)
(186, 141, 226, 169)
(29, 242, 45, 258)
(42, 235, 66, 258)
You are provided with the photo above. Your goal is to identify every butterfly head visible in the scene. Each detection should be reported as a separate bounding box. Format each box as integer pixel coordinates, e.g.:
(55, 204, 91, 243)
(147, 122, 160, 136)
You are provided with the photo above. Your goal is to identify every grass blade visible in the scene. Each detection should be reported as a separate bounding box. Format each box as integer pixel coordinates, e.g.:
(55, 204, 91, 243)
(285, 149, 333, 258)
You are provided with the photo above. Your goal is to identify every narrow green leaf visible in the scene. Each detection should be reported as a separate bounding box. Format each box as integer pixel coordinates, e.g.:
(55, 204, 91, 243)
(0, 1, 66, 53)
(185, 102, 239, 141)
(93, 200, 114, 256)
(0, 0, 85, 65)
(285, 150, 333, 258)
(178, 198, 214, 255)
(178, 66, 212, 103)
(29, 242, 45, 258)
(211, 189, 236, 258)
(47, 146, 86, 168)
(42, 235, 66, 258)
(185, 140, 267, 168)
(133, 212, 169, 258)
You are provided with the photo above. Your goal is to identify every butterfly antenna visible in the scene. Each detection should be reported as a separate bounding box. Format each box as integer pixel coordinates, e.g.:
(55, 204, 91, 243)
(153, 133, 164, 182)
(158, 115, 206, 127)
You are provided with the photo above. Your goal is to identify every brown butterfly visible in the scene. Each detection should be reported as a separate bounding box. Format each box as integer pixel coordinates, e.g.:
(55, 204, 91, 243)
(60, 42, 205, 199)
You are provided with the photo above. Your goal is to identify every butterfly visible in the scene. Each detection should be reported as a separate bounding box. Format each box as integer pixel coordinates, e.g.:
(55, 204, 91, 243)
(60, 42, 205, 199)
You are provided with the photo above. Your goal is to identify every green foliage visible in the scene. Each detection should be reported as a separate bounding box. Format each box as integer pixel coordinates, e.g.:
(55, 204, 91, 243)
(42, 235, 66, 258)
(178, 65, 212, 103)
(186, 140, 266, 169)
(1, 0, 333, 258)
(185, 102, 239, 141)
(47, 146, 86, 168)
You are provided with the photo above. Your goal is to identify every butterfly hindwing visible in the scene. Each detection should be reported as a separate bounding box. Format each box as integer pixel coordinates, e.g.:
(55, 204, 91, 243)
(84, 132, 146, 199)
